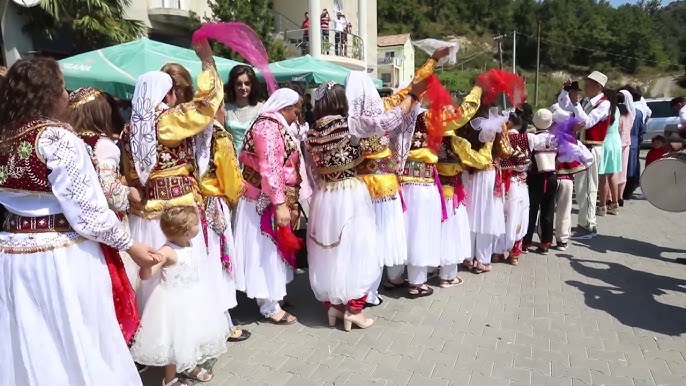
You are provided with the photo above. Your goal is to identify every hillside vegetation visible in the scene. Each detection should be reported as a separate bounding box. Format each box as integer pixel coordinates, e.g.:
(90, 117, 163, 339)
(378, 0, 686, 104)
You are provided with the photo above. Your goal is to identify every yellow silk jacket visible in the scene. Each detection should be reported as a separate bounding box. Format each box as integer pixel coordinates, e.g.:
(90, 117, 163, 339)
(358, 58, 438, 200)
(124, 66, 224, 218)
(199, 120, 244, 207)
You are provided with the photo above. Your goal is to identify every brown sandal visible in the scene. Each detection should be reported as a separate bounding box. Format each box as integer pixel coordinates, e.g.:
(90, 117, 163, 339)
(473, 263, 492, 274)
(439, 277, 464, 288)
(408, 285, 434, 298)
(383, 279, 407, 290)
(267, 311, 297, 325)
(507, 256, 519, 266)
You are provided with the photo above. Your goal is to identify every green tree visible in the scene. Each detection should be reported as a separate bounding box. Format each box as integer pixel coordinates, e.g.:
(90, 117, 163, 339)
(22, 0, 146, 52)
(190, 0, 288, 62)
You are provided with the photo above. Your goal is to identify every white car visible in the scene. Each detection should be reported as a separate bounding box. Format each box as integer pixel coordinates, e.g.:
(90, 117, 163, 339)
(644, 98, 679, 145)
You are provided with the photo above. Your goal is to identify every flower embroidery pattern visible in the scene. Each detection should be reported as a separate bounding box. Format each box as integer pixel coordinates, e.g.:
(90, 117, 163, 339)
(130, 81, 158, 182)
(17, 141, 32, 160)
(0, 165, 8, 184)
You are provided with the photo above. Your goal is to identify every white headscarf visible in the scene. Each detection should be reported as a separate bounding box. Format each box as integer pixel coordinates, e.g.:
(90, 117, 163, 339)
(260, 88, 301, 116)
(129, 71, 173, 185)
(345, 71, 384, 118)
(619, 89, 636, 121)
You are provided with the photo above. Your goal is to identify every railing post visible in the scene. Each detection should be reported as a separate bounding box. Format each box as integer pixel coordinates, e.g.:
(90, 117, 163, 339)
(309, 0, 321, 57)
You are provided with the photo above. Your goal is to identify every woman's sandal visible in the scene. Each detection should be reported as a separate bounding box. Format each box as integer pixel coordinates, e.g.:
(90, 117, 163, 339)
(383, 280, 407, 290)
(439, 277, 464, 288)
(408, 284, 434, 298)
(182, 366, 213, 382)
(227, 328, 251, 342)
(507, 256, 519, 266)
(461, 260, 475, 270)
(472, 263, 493, 274)
(267, 311, 297, 325)
(162, 378, 188, 386)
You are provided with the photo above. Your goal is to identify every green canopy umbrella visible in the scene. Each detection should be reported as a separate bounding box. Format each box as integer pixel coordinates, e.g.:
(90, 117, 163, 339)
(59, 38, 243, 99)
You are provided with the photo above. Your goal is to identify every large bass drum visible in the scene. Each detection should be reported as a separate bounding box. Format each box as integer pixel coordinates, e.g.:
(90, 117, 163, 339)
(640, 152, 686, 212)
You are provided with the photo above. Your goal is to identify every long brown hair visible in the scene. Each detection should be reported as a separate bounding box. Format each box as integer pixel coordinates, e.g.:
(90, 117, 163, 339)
(67, 87, 124, 139)
(160, 63, 194, 104)
(0, 58, 65, 131)
(313, 83, 348, 121)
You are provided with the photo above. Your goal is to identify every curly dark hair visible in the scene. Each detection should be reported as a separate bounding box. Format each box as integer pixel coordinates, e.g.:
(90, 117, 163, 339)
(226, 65, 263, 106)
(0, 58, 65, 131)
(313, 83, 348, 121)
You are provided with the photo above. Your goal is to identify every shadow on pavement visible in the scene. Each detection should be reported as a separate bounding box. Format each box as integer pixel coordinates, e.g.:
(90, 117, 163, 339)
(572, 233, 686, 263)
(565, 258, 686, 336)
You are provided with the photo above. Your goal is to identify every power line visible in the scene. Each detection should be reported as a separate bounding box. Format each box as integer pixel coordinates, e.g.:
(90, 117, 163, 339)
(515, 31, 679, 66)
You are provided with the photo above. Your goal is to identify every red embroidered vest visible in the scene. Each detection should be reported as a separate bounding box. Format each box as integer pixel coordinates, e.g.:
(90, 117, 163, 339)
(500, 132, 531, 171)
(0, 119, 67, 193)
(410, 112, 429, 151)
(152, 109, 194, 174)
(582, 96, 611, 145)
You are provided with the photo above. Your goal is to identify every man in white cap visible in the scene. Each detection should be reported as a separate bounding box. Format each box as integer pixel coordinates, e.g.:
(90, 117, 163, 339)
(557, 71, 611, 238)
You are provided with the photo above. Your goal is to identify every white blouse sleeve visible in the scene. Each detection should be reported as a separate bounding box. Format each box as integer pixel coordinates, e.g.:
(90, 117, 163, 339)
(94, 139, 130, 213)
(39, 126, 134, 251)
(347, 107, 404, 138)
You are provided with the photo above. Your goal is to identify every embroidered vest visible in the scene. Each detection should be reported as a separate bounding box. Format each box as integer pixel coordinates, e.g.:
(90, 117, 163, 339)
(0, 119, 66, 193)
(151, 109, 194, 174)
(242, 116, 300, 187)
(307, 115, 363, 182)
(500, 132, 531, 172)
(437, 136, 460, 167)
(410, 112, 429, 151)
(582, 96, 611, 145)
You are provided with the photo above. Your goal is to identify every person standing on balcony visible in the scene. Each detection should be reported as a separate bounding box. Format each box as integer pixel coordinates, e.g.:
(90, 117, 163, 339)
(320, 9, 331, 54)
(344, 23, 352, 57)
(333, 11, 348, 56)
(301, 12, 309, 55)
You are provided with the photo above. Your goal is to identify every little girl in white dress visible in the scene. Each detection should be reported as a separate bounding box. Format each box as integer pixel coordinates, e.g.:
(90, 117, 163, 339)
(130, 206, 228, 386)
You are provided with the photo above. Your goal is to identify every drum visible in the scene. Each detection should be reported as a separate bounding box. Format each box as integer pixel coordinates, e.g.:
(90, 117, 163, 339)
(534, 150, 557, 172)
(640, 152, 686, 212)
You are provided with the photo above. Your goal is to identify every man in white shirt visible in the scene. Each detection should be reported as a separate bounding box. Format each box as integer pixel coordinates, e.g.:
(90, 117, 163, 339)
(634, 95, 652, 125)
(333, 12, 348, 56)
(557, 71, 611, 238)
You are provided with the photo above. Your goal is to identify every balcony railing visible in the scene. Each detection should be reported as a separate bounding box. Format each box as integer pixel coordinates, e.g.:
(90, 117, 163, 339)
(284, 29, 365, 61)
(149, 0, 189, 10)
(377, 56, 403, 67)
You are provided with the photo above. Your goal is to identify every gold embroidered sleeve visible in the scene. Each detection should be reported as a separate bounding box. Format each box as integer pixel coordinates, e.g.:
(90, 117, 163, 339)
(382, 58, 437, 110)
(158, 68, 224, 147)
(451, 135, 493, 169)
(445, 86, 482, 131)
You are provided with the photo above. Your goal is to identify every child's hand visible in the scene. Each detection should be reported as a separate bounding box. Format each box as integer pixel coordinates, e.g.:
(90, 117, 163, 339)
(127, 242, 162, 268)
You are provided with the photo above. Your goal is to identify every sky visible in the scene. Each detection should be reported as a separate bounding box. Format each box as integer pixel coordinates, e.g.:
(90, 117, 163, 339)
(609, 0, 674, 5)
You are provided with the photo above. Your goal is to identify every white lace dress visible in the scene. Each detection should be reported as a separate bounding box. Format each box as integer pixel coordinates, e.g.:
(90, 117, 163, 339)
(130, 242, 228, 372)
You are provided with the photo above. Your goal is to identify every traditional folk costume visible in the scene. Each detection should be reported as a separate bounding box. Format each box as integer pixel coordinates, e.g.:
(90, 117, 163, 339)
(196, 119, 244, 332)
(122, 67, 228, 313)
(435, 86, 483, 281)
(305, 77, 404, 322)
(0, 119, 142, 386)
(233, 89, 302, 320)
(357, 58, 436, 303)
(557, 72, 611, 234)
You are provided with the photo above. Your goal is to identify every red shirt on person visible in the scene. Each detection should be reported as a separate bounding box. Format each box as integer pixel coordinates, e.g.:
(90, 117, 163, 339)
(646, 147, 667, 166)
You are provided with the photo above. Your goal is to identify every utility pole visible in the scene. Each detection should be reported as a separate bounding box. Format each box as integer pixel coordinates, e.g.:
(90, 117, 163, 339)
(494, 34, 507, 108)
(512, 30, 517, 75)
(535, 20, 541, 106)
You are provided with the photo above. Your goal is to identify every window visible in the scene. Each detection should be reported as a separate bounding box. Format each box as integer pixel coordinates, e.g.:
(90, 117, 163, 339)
(647, 101, 678, 119)
(380, 73, 392, 84)
(385, 51, 394, 58)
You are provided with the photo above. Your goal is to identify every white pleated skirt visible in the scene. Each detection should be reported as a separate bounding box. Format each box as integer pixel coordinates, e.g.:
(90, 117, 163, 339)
(0, 234, 141, 386)
(372, 194, 408, 267)
(307, 178, 381, 304)
(462, 170, 506, 236)
(205, 197, 238, 310)
(400, 183, 442, 268)
(442, 198, 472, 265)
(504, 179, 530, 249)
(233, 198, 293, 302)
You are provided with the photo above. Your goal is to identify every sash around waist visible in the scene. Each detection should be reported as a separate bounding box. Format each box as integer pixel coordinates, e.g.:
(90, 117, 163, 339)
(3, 212, 73, 233)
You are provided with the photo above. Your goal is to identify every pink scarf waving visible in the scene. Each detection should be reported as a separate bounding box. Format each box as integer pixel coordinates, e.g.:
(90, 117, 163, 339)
(193, 22, 278, 94)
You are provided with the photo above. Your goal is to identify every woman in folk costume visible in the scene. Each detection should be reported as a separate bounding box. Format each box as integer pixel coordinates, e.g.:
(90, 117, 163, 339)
(233, 88, 303, 325)
(435, 85, 484, 281)
(305, 77, 417, 331)
(458, 69, 522, 273)
(357, 48, 450, 306)
(67, 87, 142, 345)
(122, 40, 227, 310)
(385, 75, 464, 297)
(0, 58, 159, 386)
(196, 103, 251, 341)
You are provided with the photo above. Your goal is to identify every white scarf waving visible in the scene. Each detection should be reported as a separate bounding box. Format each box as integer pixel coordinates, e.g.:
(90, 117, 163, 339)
(129, 71, 173, 185)
(345, 70, 384, 119)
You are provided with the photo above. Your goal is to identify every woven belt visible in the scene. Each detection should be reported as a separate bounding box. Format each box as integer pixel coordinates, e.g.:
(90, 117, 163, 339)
(4, 212, 73, 233)
(401, 160, 433, 180)
(242, 166, 261, 188)
(146, 176, 195, 200)
(356, 156, 396, 176)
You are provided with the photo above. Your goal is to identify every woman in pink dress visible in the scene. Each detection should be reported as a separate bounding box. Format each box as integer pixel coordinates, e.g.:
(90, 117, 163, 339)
(616, 90, 635, 205)
(233, 88, 303, 325)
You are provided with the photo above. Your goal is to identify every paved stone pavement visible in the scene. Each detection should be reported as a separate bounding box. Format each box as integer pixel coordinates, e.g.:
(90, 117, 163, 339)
(143, 153, 686, 386)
